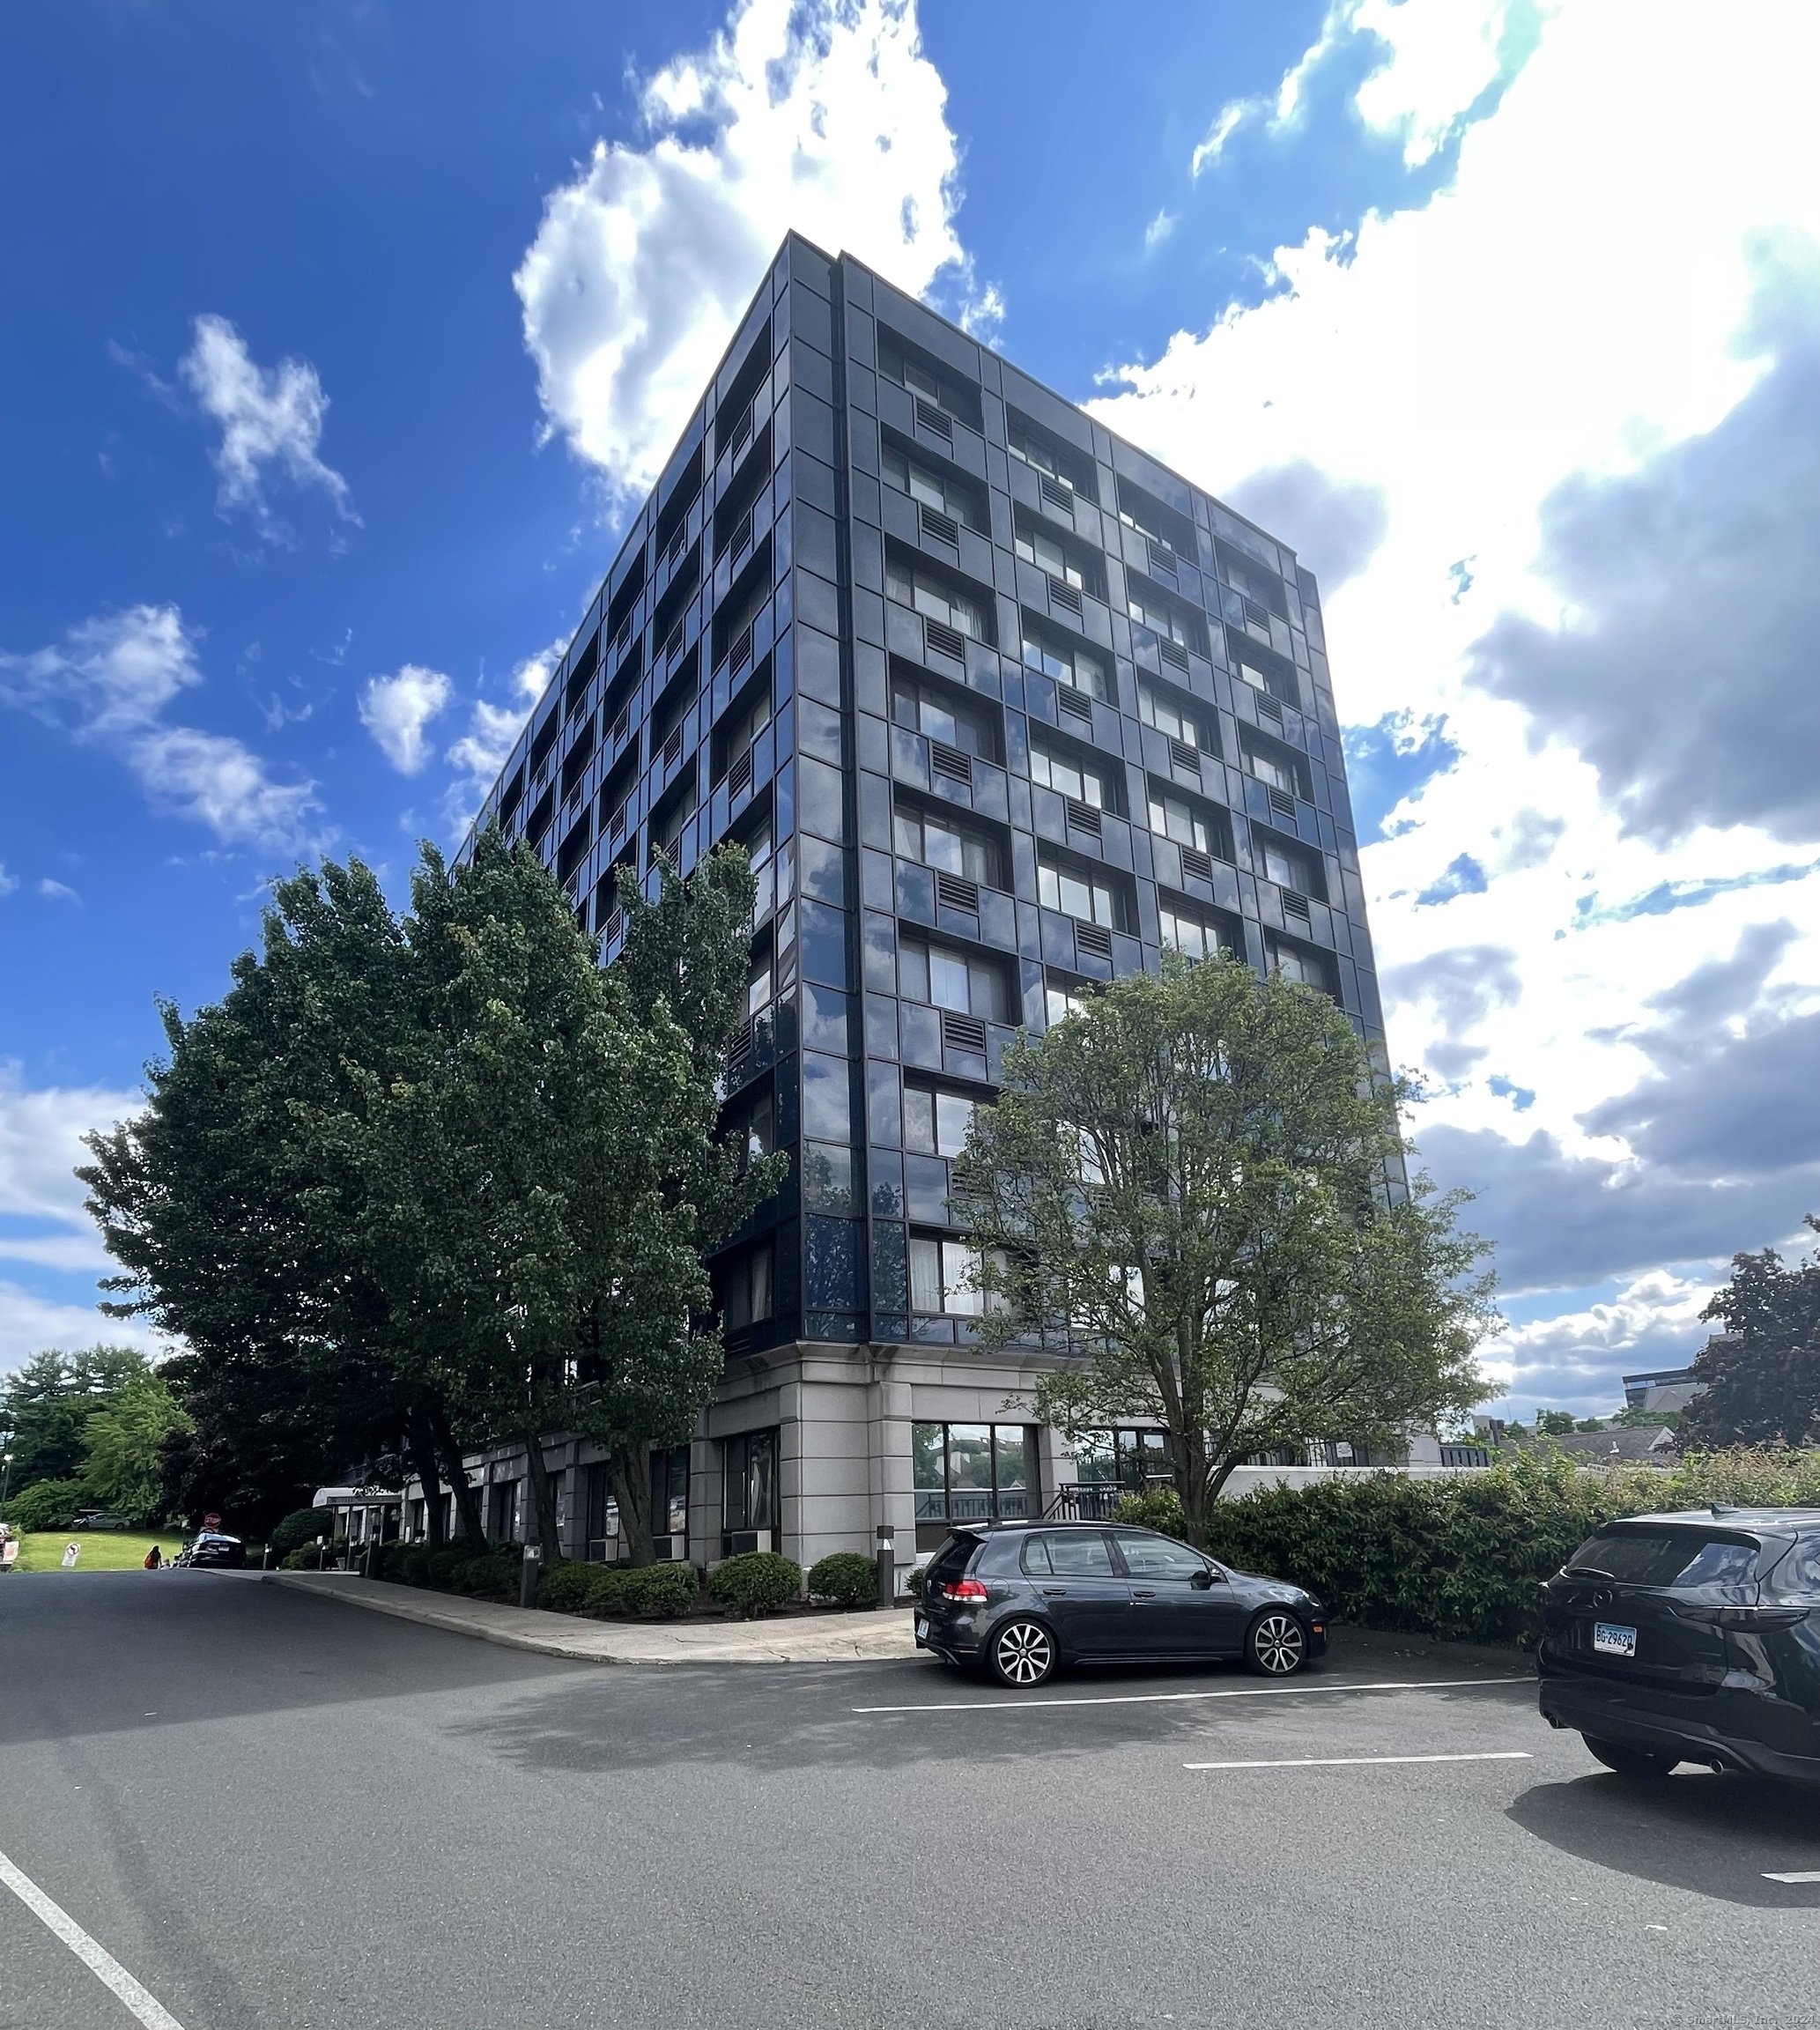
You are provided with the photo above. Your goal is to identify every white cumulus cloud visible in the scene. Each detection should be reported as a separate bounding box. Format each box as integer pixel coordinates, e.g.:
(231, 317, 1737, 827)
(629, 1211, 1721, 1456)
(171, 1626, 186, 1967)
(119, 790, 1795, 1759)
(443, 637, 566, 836)
(0, 1063, 141, 1279)
(1094, 0, 1820, 1411)
(0, 605, 320, 852)
(359, 663, 452, 775)
(181, 313, 359, 537)
(514, 0, 983, 499)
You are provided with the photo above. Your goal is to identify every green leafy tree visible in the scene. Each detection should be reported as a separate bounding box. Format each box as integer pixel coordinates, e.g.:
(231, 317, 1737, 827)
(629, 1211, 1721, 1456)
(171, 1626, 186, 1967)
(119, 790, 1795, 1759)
(356, 837, 778, 1567)
(1681, 1217, 1820, 1447)
(0, 1347, 156, 1492)
(1535, 1410, 1580, 1435)
(80, 861, 482, 1545)
(951, 955, 1498, 1548)
(80, 1370, 192, 1523)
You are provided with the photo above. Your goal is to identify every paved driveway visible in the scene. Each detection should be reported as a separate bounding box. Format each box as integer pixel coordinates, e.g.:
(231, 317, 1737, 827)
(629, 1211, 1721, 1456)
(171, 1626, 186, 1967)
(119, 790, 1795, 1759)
(2, 1571, 1816, 2028)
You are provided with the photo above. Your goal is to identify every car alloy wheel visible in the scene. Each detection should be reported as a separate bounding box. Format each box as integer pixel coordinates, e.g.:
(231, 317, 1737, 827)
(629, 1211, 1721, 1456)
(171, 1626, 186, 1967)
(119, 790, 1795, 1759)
(990, 1618, 1056, 1688)
(1583, 1736, 1681, 1779)
(1246, 1610, 1308, 1677)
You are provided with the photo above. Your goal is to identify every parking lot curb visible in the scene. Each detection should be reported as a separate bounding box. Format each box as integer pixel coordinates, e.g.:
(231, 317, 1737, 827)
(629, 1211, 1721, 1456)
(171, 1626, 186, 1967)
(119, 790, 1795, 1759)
(262, 1570, 922, 1665)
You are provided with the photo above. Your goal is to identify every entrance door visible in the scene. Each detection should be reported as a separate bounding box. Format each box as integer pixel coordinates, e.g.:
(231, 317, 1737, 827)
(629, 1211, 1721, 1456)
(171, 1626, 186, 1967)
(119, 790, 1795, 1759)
(1019, 1530, 1132, 1656)
(1113, 1530, 1248, 1656)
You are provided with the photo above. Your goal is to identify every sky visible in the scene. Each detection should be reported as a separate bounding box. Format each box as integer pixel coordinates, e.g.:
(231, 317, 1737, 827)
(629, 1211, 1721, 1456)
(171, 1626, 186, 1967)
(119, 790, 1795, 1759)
(3, 0, 1818, 1420)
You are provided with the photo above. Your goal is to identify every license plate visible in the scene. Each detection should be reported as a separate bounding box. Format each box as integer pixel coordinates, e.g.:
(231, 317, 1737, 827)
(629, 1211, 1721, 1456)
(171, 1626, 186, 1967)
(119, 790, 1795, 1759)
(1593, 1621, 1637, 1657)
(914, 1616, 928, 1641)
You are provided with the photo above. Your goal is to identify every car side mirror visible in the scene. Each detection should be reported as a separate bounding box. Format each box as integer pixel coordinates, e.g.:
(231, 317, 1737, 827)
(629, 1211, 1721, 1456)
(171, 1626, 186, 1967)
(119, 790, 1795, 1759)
(1190, 1568, 1217, 1589)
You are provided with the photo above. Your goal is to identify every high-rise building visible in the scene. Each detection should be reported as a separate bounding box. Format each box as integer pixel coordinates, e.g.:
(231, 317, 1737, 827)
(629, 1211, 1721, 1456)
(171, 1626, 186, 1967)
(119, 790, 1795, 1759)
(462, 233, 1389, 1579)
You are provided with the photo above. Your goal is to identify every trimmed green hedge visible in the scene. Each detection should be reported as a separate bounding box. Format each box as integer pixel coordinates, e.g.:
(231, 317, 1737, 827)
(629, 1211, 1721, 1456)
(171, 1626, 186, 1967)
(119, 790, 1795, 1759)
(807, 1551, 877, 1610)
(709, 1551, 802, 1618)
(536, 1559, 597, 1614)
(269, 1508, 330, 1560)
(1197, 1449, 1820, 1648)
(1110, 1490, 1187, 1538)
(583, 1562, 699, 1620)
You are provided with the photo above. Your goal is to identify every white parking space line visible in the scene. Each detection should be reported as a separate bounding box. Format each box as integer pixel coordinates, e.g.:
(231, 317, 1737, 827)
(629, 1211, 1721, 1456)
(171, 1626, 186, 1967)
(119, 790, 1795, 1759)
(1184, 1750, 1534, 1771)
(0, 1847, 186, 2030)
(1764, 1871, 1820, 1884)
(854, 1674, 1533, 1715)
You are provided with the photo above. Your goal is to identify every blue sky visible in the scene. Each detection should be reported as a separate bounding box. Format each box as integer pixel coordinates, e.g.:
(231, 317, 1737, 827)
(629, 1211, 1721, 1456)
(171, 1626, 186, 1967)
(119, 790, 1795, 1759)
(4, 0, 1819, 1419)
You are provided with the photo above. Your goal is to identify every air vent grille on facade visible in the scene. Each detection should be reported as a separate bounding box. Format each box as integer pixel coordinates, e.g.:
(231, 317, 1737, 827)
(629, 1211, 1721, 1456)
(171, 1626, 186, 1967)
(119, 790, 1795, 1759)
(914, 396, 952, 441)
(1039, 474, 1075, 514)
(929, 740, 973, 786)
(601, 909, 623, 949)
(723, 1017, 756, 1087)
(730, 625, 754, 675)
(731, 508, 755, 563)
(1282, 892, 1312, 923)
(1064, 797, 1101, 839)
(1268, 786, 1297, 819)
(1180, 846, 1213, 883)
(728, 747, 754, 797)
(1168, 737, 1200, 774)
(1075, 922, 1113, 961)
(940, 1011, 987, 1053)
(662, 726, 684, 770)
(611, 614, 633, 656)
(1256, 693, 1284, 722)
(1048, 577, 1083, 617)
(1159, 636, 1189, 672)
(1146, 538, 1178, 578)
(1057, 684, 1093, 723)
(611, 704, 633, 749)
(935, 872, 980, 914)
(663, 618, 686, 666)
(607, 800, 630, 845)
(919, 503, 958, 548)
(923, 618, 965, 663)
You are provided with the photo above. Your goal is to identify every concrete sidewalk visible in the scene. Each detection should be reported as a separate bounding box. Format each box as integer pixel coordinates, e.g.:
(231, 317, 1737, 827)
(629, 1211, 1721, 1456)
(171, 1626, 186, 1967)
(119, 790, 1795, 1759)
(263, 1569, 922, 1665)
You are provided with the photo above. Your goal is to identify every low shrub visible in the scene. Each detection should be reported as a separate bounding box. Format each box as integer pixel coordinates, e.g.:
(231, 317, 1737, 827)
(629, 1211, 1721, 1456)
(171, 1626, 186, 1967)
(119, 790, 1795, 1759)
(709, 1551, 802, 1618)
(4, 1478, 89, 1533)
(536, 1559, 596, 1614)
(905, 1565, 925, 1598)
(451, 1546, 522, 1602)
(1111, 1489, 1187, 1540)
(423, 1545, 472, 1590)
(807, 1551, 877, 1611)
(278, 1546, 315, 1571)
(583, 1562, 699, 1620)
(269, 1508, 330, 1560)
(1197, 1448, 1820, 1649)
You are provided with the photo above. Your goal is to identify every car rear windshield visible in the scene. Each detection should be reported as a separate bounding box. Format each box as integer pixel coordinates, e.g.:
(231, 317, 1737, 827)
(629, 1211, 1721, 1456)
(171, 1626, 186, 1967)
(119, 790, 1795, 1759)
(1565, 1527, 1759, 1589)
(924, 1535, 980, 1590)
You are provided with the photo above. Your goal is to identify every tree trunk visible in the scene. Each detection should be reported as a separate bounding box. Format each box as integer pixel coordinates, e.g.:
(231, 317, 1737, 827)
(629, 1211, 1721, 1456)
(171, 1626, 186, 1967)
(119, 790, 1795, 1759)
(609, 1444, 654, 1567)
(520, 1430, 565, 1568)
(406, 1408, 446, 1549)
(430, 1401, 487, 1552)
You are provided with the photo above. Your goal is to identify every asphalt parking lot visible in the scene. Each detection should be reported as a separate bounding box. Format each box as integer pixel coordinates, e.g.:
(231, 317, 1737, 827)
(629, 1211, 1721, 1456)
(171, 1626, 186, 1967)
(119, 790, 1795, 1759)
(3, 1573, 1816, 2030)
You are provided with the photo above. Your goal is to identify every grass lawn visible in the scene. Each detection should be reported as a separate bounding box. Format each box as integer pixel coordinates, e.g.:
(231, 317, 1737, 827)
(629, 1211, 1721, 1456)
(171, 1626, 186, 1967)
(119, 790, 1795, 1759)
(8, 1530, 192, 1573)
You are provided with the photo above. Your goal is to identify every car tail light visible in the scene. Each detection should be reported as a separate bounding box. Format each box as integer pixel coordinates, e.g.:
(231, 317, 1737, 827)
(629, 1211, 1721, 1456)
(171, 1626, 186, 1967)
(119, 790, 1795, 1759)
(942, 1578, 989, 1603)
(1673, 1603, 1809, 1629)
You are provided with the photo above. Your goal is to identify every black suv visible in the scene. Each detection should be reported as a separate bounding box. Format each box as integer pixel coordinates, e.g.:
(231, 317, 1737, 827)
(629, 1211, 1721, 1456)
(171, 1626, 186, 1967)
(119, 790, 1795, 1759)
(914, 1521, 1328, 1687)
(1538, 1508, 1820, 1783)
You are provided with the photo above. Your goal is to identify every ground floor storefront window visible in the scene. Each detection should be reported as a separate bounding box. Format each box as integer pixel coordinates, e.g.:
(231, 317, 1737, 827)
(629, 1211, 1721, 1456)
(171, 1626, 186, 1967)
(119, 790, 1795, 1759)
(914, 1422, 1039, 1548)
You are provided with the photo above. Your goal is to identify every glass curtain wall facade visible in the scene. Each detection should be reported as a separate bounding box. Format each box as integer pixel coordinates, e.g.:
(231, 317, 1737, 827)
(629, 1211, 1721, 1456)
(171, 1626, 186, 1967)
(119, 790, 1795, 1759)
(462, 233, 1387, 1568)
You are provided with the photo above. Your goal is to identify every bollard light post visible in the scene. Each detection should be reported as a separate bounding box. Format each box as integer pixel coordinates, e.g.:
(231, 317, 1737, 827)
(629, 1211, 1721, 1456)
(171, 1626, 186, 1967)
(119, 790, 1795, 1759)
(519, 1541, 542, 1609)
(876, 1522, 895, 1611)
(0, 1451, 13, 1515)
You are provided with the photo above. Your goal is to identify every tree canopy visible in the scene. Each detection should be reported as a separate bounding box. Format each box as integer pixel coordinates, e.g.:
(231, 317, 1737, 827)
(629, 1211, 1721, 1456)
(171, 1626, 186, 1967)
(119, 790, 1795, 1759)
(951, 953, 1497, 1545)
(78, 831, 770, 1552)
(1680, 1217, 1820, 1448)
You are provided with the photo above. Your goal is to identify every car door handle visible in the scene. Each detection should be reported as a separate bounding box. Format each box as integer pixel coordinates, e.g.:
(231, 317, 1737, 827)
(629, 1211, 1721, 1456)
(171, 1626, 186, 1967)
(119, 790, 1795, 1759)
(1132, 1588, 1158, 1598)
(1041, 1587, 1068, 1597)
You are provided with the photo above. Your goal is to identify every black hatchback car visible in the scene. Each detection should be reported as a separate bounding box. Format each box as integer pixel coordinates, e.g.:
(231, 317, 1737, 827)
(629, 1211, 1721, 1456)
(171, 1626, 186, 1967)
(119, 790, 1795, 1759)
(1538, 1508, 1820, 1783)
(181, 1530, 247, 1569)
(914, 1521, 1328, 1687)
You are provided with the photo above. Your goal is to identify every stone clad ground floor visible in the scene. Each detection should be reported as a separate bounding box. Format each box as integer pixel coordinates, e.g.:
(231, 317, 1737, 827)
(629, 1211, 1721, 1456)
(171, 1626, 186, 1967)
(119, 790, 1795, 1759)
(321, 1342, 1476, 1593)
